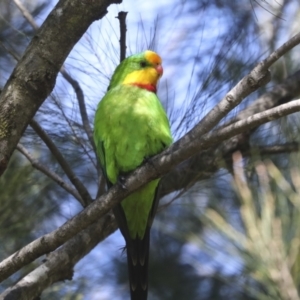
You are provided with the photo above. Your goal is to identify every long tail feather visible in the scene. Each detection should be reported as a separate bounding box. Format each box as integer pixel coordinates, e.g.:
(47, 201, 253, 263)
(127, 228, 150, 300)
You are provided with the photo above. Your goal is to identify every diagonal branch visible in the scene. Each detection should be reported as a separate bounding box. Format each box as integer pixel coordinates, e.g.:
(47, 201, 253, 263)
(2, 97, 300, 283)
(16, 143, 83, 204)
(30, 119, 92, 206)
(159, 69, 300, 196)
(0, 213, 117, 300)
(226, 69, 300, 125)
(12, 0, 39, 30)
(184, 31, 300, 143)
(4, 145, 300, 299)
(59, 67, 97, 153)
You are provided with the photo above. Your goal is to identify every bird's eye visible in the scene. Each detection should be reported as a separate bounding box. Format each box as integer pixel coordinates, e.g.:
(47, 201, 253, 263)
(140, 61, 147, 68)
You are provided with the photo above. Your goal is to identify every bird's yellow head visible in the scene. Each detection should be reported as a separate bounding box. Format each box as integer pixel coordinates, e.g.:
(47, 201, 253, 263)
(108, 50, 163, 93)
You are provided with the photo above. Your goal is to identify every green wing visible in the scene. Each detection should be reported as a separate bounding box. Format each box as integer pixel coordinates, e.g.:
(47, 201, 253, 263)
(94, 84, 172, 300)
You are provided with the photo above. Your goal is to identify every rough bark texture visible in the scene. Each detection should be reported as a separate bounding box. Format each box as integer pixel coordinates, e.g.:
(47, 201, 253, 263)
(1, 213, 117, 300)
(0, 0, 122, 176)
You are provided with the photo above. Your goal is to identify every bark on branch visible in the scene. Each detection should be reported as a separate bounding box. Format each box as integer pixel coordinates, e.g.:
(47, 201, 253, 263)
(0, 0, 122, 176)
(16, 143, 83, 202)
(159, 69, 300, 196)
(1, 213, 117, 300)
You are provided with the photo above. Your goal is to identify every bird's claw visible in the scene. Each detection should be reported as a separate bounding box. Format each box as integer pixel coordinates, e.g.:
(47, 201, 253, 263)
(118, 175, 127, 189)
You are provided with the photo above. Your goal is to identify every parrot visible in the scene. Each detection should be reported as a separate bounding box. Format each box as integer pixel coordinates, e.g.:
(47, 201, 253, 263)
(93, 50, 172, 300)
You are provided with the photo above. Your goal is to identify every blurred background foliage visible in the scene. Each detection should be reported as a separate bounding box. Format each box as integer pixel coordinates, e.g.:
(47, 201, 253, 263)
(1, 0, 300, 299)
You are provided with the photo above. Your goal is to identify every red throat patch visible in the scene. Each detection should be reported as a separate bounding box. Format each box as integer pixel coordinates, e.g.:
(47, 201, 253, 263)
(130, 83, 157, 93)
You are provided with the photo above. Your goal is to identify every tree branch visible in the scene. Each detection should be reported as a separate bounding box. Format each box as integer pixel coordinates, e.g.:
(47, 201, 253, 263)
(12, 0, 99, 172)
(12, 0, 39, 30)
(16, 143, 83, 205)
(10, 0, 100, 202)
(0, 0, 122, 176)
(188, 31, 300, 143)
(59, 68, 97, 154)
(0, 213, 117, 300)
(29, 119, 92, 206)
(159, 69, 300, 196)
(226, 70, 300, 125)
(116, 11, 128, 62)
(256, 143, 300, 156)
(5, 138, 300, 299)
(2, 95, 300, 283)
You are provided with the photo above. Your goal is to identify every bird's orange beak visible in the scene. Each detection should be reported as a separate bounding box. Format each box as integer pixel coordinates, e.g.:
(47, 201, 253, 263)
(156, 64, 163, 77)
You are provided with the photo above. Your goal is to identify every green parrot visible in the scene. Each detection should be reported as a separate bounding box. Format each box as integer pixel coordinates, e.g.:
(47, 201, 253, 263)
(93, 50, 172, 300)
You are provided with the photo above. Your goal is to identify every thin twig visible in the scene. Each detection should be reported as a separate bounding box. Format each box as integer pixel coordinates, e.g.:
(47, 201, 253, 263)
(256, 143, 300, 156)
(0, 41, 20, 61)
(116, 11, 128, 62)
(201, 99, 300, 150)
(263, 32, 300, 69)
(50, 94, 97, 170)
(12, 0, 39, 30)
(60, 67, 97, 154)
(30, 119, 92, 206)
(16, 144, 83, 205)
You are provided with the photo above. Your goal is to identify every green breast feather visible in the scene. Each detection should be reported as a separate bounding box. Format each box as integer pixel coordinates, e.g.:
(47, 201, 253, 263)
(94, 84, 172, 238)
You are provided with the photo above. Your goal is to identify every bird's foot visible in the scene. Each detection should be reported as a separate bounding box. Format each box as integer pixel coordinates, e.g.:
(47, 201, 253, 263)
(117, 174, 127, 189)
